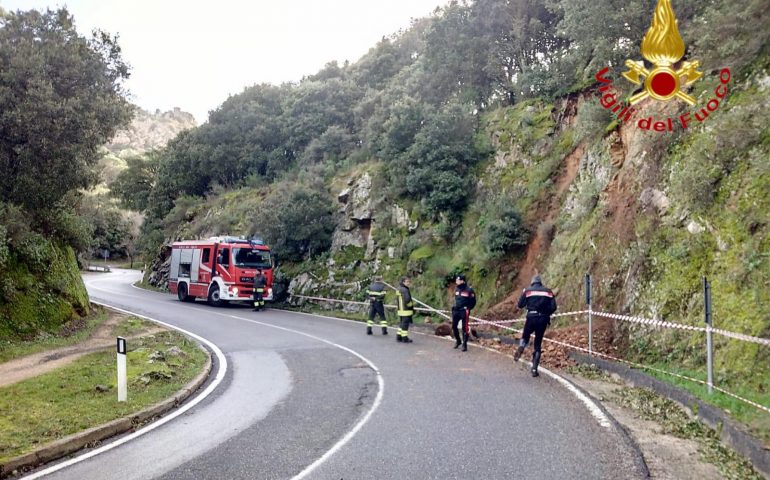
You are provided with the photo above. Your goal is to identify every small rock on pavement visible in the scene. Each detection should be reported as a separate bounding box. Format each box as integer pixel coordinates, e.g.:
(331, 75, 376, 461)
(434, 323, 452, 336)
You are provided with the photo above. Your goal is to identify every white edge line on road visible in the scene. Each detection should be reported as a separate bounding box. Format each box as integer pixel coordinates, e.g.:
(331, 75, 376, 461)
(288, 310, 612, 429)
(215, 313, 384, 480)
(23, 301, 229, 480)
(88, 279, 385, 480)
(121, 280, 607, 463)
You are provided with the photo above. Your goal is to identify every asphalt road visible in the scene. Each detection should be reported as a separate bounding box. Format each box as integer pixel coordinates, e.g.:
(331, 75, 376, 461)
(28, 269, 645, 479)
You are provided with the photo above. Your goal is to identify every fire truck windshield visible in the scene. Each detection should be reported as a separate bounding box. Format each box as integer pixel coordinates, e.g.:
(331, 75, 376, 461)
(232, 248, 271, 269)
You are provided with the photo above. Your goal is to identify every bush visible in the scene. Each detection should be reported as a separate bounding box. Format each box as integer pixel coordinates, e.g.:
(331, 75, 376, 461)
(482, 202, 529, 258)
(250, 183, 334, 262)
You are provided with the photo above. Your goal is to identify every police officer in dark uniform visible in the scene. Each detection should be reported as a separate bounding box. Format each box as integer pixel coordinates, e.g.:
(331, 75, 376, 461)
(396, 277, 415, 343)
(451, 275, 476, 352)
(514, 274, 557, 377)
(253, 269, 267, 311)
(366, 276, 388, 335)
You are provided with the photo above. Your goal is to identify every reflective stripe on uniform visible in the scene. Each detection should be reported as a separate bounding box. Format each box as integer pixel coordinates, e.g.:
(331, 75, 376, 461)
(397, 291, 414, 317)
(525, 290, 553, 298)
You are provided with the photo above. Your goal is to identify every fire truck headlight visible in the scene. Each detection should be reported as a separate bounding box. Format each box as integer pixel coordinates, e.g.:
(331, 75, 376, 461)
(232, 287, 239, 295)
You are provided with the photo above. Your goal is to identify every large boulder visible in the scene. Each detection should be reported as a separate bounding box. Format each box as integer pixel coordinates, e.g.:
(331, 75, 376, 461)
(332, 173, 374, 251)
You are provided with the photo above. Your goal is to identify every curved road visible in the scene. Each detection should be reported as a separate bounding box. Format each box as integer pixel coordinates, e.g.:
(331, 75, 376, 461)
(29, 269, 645, 479)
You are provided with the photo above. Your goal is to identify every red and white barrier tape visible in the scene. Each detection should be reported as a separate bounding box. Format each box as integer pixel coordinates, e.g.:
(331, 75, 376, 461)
(710, 327, 770, 347)
(291, 293, 770, 415)
(292, 295, 770, 347)
(592, 311, 770, 347)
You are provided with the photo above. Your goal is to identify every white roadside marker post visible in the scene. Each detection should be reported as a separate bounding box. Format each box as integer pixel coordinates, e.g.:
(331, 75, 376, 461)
(703, 278, 714, 395)
(117, 336, 127, 402)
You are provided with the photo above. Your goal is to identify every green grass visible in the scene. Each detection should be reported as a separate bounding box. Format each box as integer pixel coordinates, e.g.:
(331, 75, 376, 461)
(133, 280, 169, 293)
(111, 316, 154, 338)
(108, 261, 144, 270)
(0, 309, 110, 363)
(613, 387, 763, 480)
(641, 364, 770, 445)
(0, 330, 207, 463)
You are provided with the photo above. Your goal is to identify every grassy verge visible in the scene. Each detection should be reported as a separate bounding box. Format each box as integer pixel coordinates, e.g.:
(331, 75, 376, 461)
(133, 280, 168, 293)
(0, 330, 207, 463)
(0, 309, 110, 363)
(613, 387, 763, 480)
(111, 316, 156, 338)
(643, 365, 770, 445)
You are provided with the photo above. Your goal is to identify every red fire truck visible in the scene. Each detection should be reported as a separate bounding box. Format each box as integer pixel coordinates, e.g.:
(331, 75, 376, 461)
(168, 236, 274, 306)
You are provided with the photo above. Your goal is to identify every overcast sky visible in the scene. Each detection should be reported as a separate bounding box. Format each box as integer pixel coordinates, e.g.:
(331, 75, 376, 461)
(3, 0, 448, 123)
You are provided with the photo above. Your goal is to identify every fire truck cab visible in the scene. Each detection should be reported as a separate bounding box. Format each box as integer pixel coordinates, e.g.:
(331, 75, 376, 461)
(169, 236, 274, 307)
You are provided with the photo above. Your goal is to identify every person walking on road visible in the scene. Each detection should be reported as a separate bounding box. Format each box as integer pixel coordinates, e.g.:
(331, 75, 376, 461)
(366, 276, 388, 335)
(253, 269, 267, 311)
(451, 275, 476, 352)
(514, 274, 557, 377)
(396, 277, 415, 343)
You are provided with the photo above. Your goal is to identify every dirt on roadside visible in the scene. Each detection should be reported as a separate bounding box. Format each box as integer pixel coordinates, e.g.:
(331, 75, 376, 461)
(0, 311, 166, 388)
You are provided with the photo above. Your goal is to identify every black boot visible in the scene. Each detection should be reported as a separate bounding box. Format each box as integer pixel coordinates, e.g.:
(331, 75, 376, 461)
(513, 345, 525, 362)
(367, 326, 373, 335)
(453, 328, 461, 349)
(402, 336, 413, 343)
(461, 333, 468, 352)
(531, 351, 541, 377)
(382, 326, 388, 335)
(396, 334, 402, 342)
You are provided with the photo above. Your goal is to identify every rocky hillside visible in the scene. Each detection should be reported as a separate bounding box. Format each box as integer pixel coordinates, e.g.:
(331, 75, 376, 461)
(134, 0, 768, 435)
(105, 107, 197, 156)
(98, 107, 196, 186)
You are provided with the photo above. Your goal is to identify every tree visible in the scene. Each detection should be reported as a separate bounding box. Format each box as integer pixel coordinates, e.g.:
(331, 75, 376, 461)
(110, 152, 160, 211)
(250, 183, 334, 262)
(0, 8, 132, 221)
(390, 102, 483, 217)
(482, 202, 529, 258)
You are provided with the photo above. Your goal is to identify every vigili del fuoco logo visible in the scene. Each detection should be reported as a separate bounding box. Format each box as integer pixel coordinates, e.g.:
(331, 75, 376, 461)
(594, 0, 731, 132)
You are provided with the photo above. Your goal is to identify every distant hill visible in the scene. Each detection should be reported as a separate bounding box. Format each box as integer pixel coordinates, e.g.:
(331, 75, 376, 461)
(98, 107, 196, 187)
(106, 107, 197, 156)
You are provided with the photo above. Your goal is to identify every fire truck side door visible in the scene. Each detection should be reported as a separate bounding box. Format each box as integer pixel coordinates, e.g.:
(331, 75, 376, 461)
(199, 247, 212, 283)
(191, 248, 201, 282)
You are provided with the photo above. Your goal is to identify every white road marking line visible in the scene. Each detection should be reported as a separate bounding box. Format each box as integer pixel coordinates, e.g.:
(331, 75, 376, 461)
(84, 279, 385, 480)
(215, 313, 384, 480)
(290, 310, 612, 429)
(23, 302, 228, 479)
(92, 276, 608, 478)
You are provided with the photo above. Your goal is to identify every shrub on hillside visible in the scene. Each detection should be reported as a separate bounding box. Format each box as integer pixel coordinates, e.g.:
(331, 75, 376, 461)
(250, 183, 334, 262)
(482, 203, 529, 258)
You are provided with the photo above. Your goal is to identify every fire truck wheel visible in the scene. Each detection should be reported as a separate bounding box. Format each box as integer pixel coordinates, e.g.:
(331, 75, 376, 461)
(177, 283, 194, 303)
(207, 285, 225, 307)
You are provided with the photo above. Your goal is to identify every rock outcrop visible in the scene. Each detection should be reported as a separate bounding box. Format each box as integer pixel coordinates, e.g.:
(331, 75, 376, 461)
(332, 173, 375, 252)
(106, 107, 197, 156)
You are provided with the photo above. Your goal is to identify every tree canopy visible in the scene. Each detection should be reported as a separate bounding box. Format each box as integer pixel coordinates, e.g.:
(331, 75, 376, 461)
(0, 8, 132, 218)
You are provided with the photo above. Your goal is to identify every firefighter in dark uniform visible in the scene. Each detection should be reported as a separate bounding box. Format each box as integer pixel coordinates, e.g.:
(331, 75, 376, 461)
(366, 276, 388, 335)
(514, 274, 557, 377)
(451, 275, 476, 352)
(253, 269, 267, 311)
(396, 277, 415, 343)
